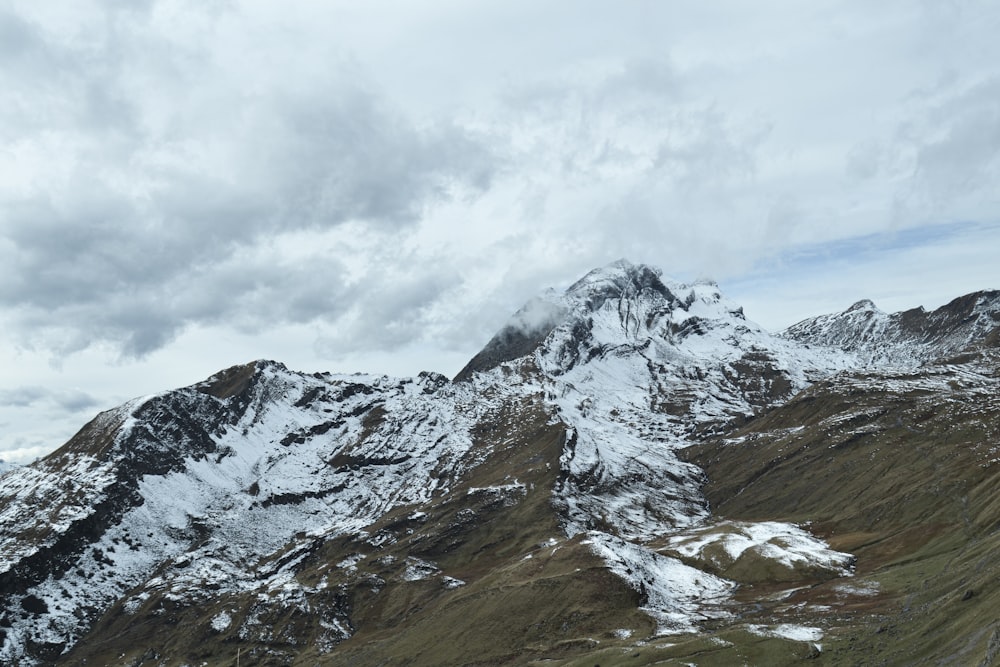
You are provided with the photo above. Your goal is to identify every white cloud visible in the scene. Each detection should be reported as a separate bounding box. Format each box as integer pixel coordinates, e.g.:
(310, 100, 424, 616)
(2, 0, 999, 460)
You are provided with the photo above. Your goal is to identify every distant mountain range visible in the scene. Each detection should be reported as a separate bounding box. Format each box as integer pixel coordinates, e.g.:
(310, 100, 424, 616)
(2, 260, 998, 666)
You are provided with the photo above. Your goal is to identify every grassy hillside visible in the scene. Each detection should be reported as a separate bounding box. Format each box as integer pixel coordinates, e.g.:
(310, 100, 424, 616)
(683, 350, 1000, 666)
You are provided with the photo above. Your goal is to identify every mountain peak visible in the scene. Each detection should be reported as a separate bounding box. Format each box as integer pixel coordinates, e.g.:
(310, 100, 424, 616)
(784, 289, 1000, 365)
(846, 298, 880, 313)
(568, 258, 662, 287)
(456, 261, 759, 382)
(564, 260, 672, 308)
(455, 261, 669, 381)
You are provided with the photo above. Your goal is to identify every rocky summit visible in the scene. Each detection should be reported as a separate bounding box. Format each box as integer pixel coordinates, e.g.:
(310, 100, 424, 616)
(2, 260, 1000, 666)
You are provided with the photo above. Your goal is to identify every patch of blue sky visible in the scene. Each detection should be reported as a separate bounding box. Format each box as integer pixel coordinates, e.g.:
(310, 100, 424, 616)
(726, 220, 1000, 330)
(770, 220, 995, 275)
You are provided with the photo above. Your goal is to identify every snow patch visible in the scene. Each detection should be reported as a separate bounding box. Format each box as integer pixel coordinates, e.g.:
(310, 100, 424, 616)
(402, 557, 440, 581)
(337, 554, 365, 572)
(664, 520, 855, 575)
(210, 611, 232, 632)
(587, 532, 734, 635)
(834, 580, 880, 597)
(746, 623, 824, 642)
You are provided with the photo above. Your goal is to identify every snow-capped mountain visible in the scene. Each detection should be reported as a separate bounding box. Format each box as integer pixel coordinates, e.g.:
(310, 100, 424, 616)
(0, 364, 498, 663)
(502, 262, 851, 541)
(783, 289, 1000, 366)
(1, 260, 998, 666)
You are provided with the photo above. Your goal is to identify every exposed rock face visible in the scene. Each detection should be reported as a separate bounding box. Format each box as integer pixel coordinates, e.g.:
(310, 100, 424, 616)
(1, 360, 492, 664)
(453, 297, 568, 381)
(783, 289, 1000, 365)
(1, 260, 999, 666)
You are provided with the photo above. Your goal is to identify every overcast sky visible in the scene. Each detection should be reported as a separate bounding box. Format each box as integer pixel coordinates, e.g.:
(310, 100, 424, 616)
(2, 0, 999, 463)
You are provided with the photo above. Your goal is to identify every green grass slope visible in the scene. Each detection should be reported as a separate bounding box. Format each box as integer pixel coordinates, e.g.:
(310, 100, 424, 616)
(683, 350, 1000, 666)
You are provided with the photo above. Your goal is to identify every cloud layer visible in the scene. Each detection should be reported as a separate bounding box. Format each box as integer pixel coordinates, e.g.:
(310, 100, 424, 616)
(1, 1, 497, 357)
(1, 0, 999, 460)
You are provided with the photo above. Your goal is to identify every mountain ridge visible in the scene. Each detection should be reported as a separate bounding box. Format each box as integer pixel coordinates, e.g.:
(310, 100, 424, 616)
(782, 288, 1000, 365)
(1, 260, 999, 665)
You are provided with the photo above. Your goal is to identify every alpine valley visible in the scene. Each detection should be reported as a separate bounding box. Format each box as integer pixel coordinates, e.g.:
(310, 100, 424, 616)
(2, 260, 1000, 666)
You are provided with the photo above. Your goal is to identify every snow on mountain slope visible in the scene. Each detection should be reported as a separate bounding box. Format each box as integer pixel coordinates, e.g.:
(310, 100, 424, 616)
(663, 520, 855, 580)
(783, 290, 1000, 366)
(586, 531, 735, 634)
(519, 261, 853, 539)
(0, 361, 512, 664)
(5, 260, 992, 663)
(472, 261, 858, 633)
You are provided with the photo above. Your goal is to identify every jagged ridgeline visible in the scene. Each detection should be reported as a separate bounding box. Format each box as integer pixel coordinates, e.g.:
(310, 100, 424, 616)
(2, 260, 999, 666)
